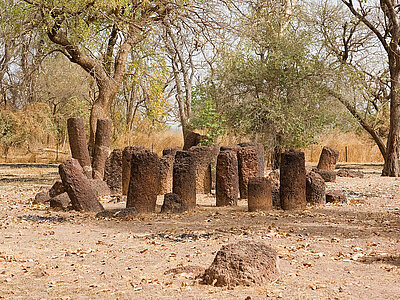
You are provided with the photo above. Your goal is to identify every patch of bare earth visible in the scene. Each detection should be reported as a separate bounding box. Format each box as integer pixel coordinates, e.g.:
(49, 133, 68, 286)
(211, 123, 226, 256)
(0, 164, 399, 299)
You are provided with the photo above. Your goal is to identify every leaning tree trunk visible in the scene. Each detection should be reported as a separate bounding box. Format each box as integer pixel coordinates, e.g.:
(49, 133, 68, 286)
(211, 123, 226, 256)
(382, 66, 400, 176)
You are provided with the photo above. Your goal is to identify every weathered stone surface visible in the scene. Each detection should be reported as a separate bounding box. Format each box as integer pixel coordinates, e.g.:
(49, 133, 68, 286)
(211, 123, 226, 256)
(49, 181, 65, 198)
(210, 144, 220, 190)
(50, 192, 71, 210)
(216, 150, 239, 206)
(280, 150, 306, 210)
(312, 168, 336, 182)
(104, 149, 122, 194)
(306, 171, 326, 204)
(89, 179, 111, 197)
(96, 207, 138, 219)
(126, 150, 160, 213)
(67, 117, 92, 178)
(317, 146, 339, 171)
(267, 170, 280, 208)
(173, 150, 196, 209)
(190, 146, 212, 194)
(34, 191, 50, 204)
(248, 177, 272, 212)
(161, 193, 188, 213)
(159, 154, 175, 195)
(122, 145, 145, 195)
(59, 158, 104, 213)
(336, 169, 364, 178)
(220, 145, 241, 153)
(201, 241, 280, 287)
(326, 190, 347, 203)
(238, 146, 260, 199)
(162, 147, 180, 156)
(183, 130, 202, 150)
(238, 142, 265, 176)
(92, 118, 112, 179)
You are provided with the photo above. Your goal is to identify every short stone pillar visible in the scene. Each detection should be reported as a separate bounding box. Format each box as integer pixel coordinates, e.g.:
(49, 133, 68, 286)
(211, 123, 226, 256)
(238, 146, 259, 199)
(159, 154, 175, 195)
(317, 146, 339, 171)
(161, 193, 188, 213)
(122, 145, 145, 195)
(59, 158, 104, 212)
(104, 149, 123, 194)
(126, 150, 160, 213)
(92, 118, 112, 179)
(248, 177, 272, 212)
(238, 142, 265, 176)
(67, 117, 92, 178)
(280, 150, 306, 210)
(173, 150, 196, 209)
(216, 150, 239, 206)
(190, 146, 212, 194)
(306, 171, 326, 204)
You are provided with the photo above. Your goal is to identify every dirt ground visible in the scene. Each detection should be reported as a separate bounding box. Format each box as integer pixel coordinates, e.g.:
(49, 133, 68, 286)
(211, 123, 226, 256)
(0, 163, 399, 299)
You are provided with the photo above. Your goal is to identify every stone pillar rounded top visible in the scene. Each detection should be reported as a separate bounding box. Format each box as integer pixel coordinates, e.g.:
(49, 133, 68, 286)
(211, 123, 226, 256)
(317, 146, 339, 171)
(280, 150, 306, 210)
(67, 117, 92, 178)
(122, 145, 146, 195)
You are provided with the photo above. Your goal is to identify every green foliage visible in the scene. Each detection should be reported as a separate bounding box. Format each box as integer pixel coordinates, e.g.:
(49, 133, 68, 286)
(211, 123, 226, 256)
(190, 86, 225, 145)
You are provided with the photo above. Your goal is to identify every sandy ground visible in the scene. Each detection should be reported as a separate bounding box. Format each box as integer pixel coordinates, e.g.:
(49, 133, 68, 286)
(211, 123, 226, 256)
(0, 163, 399, 299)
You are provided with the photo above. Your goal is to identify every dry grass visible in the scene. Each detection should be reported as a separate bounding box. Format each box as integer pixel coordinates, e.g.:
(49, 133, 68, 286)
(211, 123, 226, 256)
(304, 130, 383, 163)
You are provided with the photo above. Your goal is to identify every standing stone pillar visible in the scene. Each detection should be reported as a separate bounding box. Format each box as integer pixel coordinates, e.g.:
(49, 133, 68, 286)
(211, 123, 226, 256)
(126, 150, 160, 213)
(104, 149, 123, 194)
(238, 146, 259, 199)
(122, 145, 145, 195)
(248, 177, 272, 212)
(238, 142, 265, 176)
(92, 118, 112, 179)
(59, 158, 104, 212)
(190, 146, 212, 194)
(317, 146, 339, 171)
(67, 117, 92, 178)
(216, 150, 239, 206)
(280, 150, 306, 210)
(159, 154, 175, 195)
(173, 150, 196, 209)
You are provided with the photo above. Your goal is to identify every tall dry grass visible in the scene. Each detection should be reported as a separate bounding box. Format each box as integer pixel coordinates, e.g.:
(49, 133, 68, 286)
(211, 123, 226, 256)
(304, 130, 383, 163)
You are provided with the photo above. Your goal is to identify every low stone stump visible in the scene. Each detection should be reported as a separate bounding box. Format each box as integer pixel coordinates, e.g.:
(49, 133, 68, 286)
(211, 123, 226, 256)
(216, 150, 239, 206)
(50, 193, 71, 210)
(326, 190, 347, 203)
(59, 158, 104, 213)
(201, 241, 280, 287)
(306, 171, 326, 204)
(337, 169, 364, 178)
(126, 150, 160, 213)
(34, 191, 50, 204)
(173, 150, 196, 209)
(92, 118, 112, 179)
(280, 150, 306, 210)
(238, 142, 265, 176)
(190, 146, 212, 194)
(67, 117, 92, 178)
(159, 154, 175, 195)
(317, 146, 339, 171)
(248, 177, 272, 212)
(312, 168, 336, 182)
(49, 181, 65, 198)
(161, 193, 188, 213)
(122, 145, 145, 195)
(162, 147, 180, 156)
(104, 149, 123, 194)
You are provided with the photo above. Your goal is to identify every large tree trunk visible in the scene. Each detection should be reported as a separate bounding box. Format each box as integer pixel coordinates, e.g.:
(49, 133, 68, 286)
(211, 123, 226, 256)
(382, 66, 400, 176)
